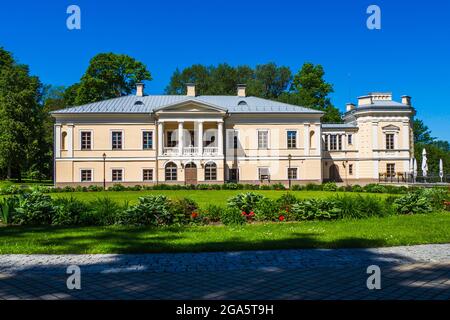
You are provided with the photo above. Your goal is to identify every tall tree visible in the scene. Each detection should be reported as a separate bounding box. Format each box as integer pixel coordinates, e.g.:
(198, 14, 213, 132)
(0, 48, 43, 180)
(413, 119, 435, 145)
(278, 63, 341, 123)
(74, 53, 152, 105)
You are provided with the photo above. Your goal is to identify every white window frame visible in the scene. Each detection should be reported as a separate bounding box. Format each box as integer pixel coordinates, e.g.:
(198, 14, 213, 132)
(80, 168, 93, 182)
(286, 129, 297, 149)
(79, 130, 93, 150)
(204, 161, 217, 181)
(385, 133, 395, 150)
(257, 129, 269, 149)
(142, 130, 154, 150)
(111, 168, 124, 182)
(347, 134, 353, 145)
(287, 167, 299, 180)
(110, 129, 124, 150)
(257, 167, 270, 180)
(142, 168, 154, 182)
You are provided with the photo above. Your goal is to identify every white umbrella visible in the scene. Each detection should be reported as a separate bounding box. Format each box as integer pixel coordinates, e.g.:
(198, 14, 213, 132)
(439, 158, 444, 182)
(421, 148, 428, 178)
(413, 158, 417, 182)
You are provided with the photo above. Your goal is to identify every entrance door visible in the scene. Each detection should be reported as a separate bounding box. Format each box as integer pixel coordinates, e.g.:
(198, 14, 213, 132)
(185, 163, 197, 185)
(329, 164, 342, 182)
(229, 168, 239, 183)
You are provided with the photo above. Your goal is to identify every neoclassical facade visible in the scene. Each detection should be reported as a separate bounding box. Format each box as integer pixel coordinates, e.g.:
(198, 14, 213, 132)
(52, 84, 415, 186)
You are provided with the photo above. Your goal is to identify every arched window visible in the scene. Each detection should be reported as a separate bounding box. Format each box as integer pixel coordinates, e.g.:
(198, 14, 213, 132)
(309, 130, 315, 149)
(204, 162, 217, 181)
(165, 162, 177, 181)
(61, 131, 67, 150)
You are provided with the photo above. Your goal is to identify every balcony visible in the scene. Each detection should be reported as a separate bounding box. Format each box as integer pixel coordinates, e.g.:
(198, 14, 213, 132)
(162, 146, 219, 156)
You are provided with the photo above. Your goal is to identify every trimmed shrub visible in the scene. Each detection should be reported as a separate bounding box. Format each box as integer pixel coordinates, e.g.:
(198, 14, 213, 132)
(322, 182, 338, 191)
(305, 183, 322, 191)
(13, 192, 55, 225)
(271, 183, 286, 190)
(363, 184, 387, 193)
(227, 192, 265, 213)
(351, 184, 363, 192)
(87, 185, 104, 192)
(220, 206, 246, 225)
(254, 198, 279, 221)
(108, 184, 126, 191)
(291, 184, 304, 191)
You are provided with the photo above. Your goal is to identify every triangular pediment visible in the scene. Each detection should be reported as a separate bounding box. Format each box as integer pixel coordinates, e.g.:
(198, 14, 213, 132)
(382, 124, 400, 131)
(154, 99, 227, 114)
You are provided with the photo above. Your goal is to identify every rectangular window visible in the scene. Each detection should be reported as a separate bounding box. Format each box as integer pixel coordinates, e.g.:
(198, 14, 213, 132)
(348, 134, 353, 145)
(287, 131, 297, 149)
(143, 169, 153, 181)
(112, 169, 123, 182)
(329, 135, 337, 150)
(142, 131, 153, 150)
(112, 131, 122, 150)
(386, 134, 394, 150)
(338, 135, 342, 150)
(258, 167, 270, 180)
(80, 169, 92, 182)
(258, 130, 269, 149)
(288, 168, 298, 180)
(81, 131, 91, 150)
(349, 164, 353, 175)
(324, 135, 328, 151)
(387, 163, 395, 177)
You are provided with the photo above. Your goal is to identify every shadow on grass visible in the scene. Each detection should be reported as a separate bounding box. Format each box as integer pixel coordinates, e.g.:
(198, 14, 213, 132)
(0, 225, 449, 300)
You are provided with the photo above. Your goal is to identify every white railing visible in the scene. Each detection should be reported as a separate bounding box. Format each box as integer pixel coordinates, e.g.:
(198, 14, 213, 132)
(163, 147, 178, 156)
(203, 147, 218, 156)
(162, 146, 220, 156)
(183, 147, 199, 156)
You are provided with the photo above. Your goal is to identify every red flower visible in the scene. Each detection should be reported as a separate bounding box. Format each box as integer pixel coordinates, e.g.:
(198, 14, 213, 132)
(249, 211, 255, 216)
(279, 215, 285, 221)
(241, 211, 246, 216)
(191, 212, 198, 219)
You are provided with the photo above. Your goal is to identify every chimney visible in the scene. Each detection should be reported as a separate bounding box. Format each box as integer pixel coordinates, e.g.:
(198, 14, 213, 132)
(357, 95, 373, 106)
(346, 103, 355, 112)
(401, 95, 411, 106)
(237, 84, 246, 97)
(186, 83, 196, 97)
(136, 83, 144, 97)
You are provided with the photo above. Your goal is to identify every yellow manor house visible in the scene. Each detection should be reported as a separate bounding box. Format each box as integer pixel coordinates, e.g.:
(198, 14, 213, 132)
(51, 84, 415, 187)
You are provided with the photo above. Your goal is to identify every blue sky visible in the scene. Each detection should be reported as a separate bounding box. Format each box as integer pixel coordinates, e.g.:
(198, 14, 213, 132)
(0, 0, 449, 140)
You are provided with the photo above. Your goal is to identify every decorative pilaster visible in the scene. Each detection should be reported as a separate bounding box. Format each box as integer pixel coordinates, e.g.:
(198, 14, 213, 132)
(304, 124, 310, 155)
(158, 121, 164, 155)
(217, 121, 223, 156)
(178, 121, 184, 155)
(55, 125, 61, 158)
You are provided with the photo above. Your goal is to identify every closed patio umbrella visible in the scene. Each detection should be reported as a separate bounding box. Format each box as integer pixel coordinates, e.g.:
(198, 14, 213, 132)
(439, 159, 444, 183)
(413, 158, 417, 183)
(421, 148, 428, 179)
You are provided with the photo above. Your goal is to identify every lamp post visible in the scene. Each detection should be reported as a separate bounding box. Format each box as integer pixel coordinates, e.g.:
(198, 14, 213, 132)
(102, 153, 106, 189)
(288, 154, 292, 189)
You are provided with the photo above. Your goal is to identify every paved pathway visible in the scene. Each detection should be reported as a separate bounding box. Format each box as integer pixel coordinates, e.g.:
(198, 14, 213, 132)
(0, 244, 449, 300)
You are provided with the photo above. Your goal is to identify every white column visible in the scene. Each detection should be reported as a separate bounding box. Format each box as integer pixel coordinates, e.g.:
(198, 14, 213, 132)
(394, 132, 399, 150)
(178, 121, 184, 155)
(55, 125, 61, 158)
(342, 134, 346, 151)
(158, 121, 164, 155)
(304, 124, 310, 156)
(217, 121, 223, 156)
(198, 121, 203, 156)
(316, 124, 321, 155)
(372, 122, 378, 150)
(402, 122, 409, 151)
(67, 124, 74, 158)
(327, 134, 331, 151)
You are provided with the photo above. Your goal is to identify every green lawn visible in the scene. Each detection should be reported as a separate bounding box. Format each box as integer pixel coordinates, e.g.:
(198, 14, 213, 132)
(0, 212, 448, 254)
(49, 190, 393, 208)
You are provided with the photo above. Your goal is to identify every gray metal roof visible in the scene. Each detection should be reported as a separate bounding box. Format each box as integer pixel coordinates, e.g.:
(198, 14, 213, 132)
(51, 95, 323, 115)
(357, 100, 409, 108)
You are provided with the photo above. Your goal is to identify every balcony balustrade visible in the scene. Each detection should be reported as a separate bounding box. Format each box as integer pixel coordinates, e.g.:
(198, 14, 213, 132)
(162, 146, 219, 156)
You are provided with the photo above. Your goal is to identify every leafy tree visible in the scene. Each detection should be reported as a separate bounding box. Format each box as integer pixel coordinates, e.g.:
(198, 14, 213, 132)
(278, 63, 341, 123)
(0, 48, 43, 180)
(74, 53, 152, 105)
(165, 62, 291, 98)
(413, 119, 435, 145)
